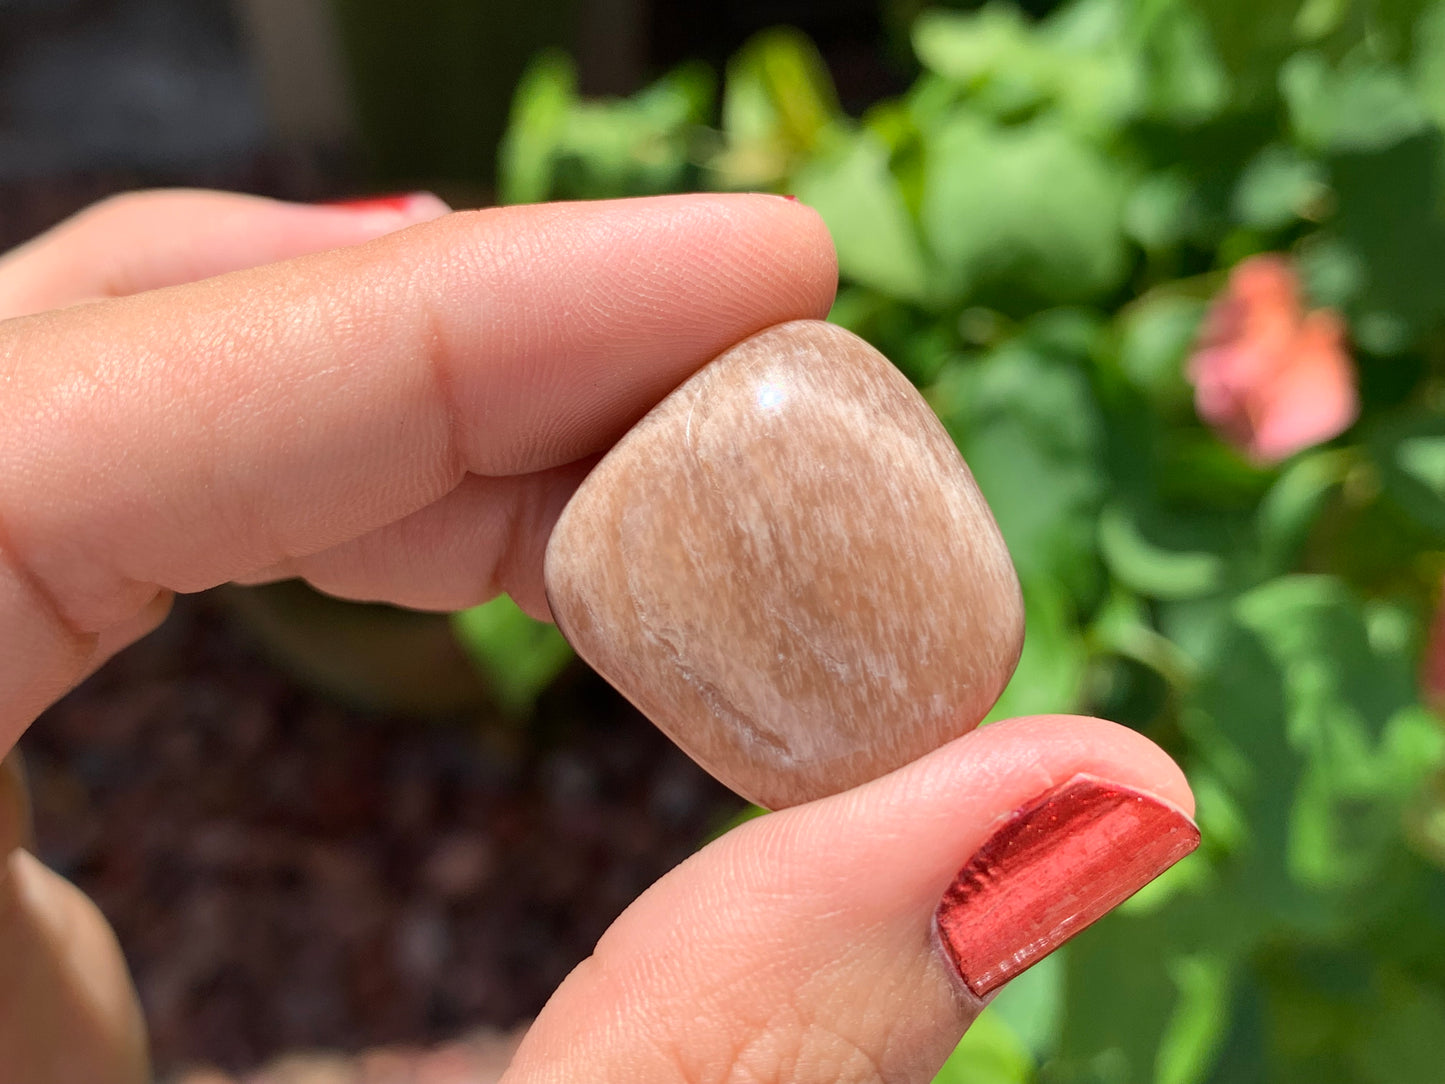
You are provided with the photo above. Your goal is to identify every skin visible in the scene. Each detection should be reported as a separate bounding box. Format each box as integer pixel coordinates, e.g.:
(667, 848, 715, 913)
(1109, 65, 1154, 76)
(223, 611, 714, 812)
(0, 190, 1193, 1084)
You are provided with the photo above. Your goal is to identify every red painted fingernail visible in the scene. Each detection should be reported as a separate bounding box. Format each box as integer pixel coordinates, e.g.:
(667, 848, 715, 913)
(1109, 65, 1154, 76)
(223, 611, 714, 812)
(323, 193, 431, 214)
(782, 194, 799, 201)
(934, 774, 1199, 998)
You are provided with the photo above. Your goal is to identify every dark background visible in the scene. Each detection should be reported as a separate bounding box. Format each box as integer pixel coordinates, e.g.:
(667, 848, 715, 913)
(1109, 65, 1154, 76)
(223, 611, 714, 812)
(0, 0, 926, 247)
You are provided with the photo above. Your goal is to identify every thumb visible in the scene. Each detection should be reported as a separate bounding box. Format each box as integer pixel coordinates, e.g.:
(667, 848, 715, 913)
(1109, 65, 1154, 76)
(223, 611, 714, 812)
(0, 750, 149, 1084)
(502, 715, 1198, 1084)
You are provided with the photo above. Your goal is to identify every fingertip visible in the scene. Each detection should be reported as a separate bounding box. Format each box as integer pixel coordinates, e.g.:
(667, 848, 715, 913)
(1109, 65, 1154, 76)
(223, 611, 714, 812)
(770, 195, 839, 311)
(507, 711, 1195, 1084)
(694, 192, 839, 320)
(1, 851, 151, 1084)
(957, 715, 1196, 818)
(529, 191, 839, 320)
(404, 191, 455, 221)
(318, 191, 453, 232)
(701, 713, 1196, 925)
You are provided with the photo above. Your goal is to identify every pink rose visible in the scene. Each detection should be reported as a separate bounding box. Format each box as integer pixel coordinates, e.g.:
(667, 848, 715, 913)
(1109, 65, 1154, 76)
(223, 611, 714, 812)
(1188, 254, 1358, 464)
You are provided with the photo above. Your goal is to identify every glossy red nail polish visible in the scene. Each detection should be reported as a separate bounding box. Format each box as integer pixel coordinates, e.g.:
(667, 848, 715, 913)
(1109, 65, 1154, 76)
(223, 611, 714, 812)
(934, 774, 1200, 998)
(323, 194, 424, 213)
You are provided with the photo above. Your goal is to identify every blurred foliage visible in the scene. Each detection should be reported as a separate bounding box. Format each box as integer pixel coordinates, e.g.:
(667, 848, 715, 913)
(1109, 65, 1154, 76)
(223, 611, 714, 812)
(334, 0, 579, 186)
(452, 595, 573, 718)
(487, 1, 1445, 1080)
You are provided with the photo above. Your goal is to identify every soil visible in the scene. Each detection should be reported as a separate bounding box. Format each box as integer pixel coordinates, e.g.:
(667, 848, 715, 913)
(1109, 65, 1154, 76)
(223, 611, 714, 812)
(23, 590, 742, 1081)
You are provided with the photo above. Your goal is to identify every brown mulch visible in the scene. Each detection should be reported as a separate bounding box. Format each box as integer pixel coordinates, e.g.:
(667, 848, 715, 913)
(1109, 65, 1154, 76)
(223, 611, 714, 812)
(23, 589, 741, 1081)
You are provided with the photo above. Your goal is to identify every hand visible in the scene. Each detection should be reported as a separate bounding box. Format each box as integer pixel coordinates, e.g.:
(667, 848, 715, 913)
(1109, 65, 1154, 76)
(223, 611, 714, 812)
(0, 189, 1195, 1083)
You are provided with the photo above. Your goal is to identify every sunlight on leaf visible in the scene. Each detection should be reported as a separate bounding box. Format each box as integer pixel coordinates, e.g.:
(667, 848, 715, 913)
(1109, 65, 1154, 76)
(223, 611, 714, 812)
(451, 597, 574, 717)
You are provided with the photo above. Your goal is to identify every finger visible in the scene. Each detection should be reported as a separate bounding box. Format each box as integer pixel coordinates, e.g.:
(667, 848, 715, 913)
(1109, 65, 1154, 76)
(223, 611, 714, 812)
(81, 590, 177, 685)
(502, 715, 1198, 1084)
(234, 462, 592, 619)
(0, 850, 150, 1084)
(0, 194, 836, 739)
(0, 189, 450, 317)
(2, 749, 147, 1084)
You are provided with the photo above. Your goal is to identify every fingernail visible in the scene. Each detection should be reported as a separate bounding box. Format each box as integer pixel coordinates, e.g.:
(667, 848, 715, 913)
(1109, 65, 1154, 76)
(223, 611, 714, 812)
(322, 192, 451, 219)
(934, 774, 1199, 998)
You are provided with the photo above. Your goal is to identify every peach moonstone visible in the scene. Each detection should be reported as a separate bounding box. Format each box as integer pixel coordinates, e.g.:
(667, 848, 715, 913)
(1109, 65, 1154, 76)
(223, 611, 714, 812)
(543, 320, 1023, 810)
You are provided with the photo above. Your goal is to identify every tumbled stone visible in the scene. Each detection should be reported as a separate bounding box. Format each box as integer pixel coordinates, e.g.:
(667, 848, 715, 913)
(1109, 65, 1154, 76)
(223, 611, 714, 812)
(544, 320, 1023, 809)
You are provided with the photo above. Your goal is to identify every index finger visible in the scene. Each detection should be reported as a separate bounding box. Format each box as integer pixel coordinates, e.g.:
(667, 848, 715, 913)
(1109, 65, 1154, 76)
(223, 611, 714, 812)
(0, 194, 837, 736)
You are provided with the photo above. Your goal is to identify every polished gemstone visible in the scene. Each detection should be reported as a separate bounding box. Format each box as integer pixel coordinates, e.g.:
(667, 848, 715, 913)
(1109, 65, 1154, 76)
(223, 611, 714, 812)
(544, 320, 1023, 809)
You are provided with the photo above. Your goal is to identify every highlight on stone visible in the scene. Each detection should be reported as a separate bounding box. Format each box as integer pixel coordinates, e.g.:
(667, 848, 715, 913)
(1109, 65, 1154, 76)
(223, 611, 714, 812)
(544, 320, 1024, 810)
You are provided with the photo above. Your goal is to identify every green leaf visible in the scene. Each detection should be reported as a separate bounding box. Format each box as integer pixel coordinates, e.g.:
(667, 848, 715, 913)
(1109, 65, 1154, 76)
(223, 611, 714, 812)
(703, 802, 769, 844)
(1194, 0, 1309, 106)
(1370, 411, 1445, 535)
(1168, 581, 1432, 938)
(1158, 437, 1274, 515)
(1350, 971, 1445, 1084)
(631, 62, 714, 129)
(793, 133, 932, 303)
(500, 57, 709, 203)
(984, 577, 1089, 722)
(1156, 955, 1232, 1084)
(1056, 910, 1190, 1083)
(912, 5, 1037, 92)
(451, 596, 574, 716)
(1293, 0, 1351, 41)
(912, 0, 1140, 132)
(1235, 577, 1415, 747)
(1328, 130, 1445, 335)
(1254, 450, 1351, 577)
(1263, 948, 1372, 1084)
(1232, 144, 1328, 230)
(1282, 49, 1427, 153)
(990, 950, 1065, 1060)
(1173, 600, 1314, 934)
(1293, 232, 1366, 311)
(933, 1007, 1035, 1084)
(726, 28, 839, 147)
(1397, 435, 1445, 496)
(1124, 169, 1200, 253)
(1233, 577, 1420, 888)
(1138, 0, 1231, 122)
(921, 115, 1131, 307)
(716, 27, 841, 187)
(1411, 0, 1445, 129)
(825, 292, 954, 383)
(1089, 583, 1197, 690)
(1128, 110, 1287, 255)
(933, 341, 1108, 595)
(498, 50, 578, 205)
(1115, 294, 1205, 405)
(1099, 503, 1228, 601)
